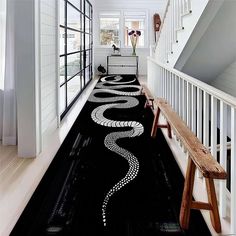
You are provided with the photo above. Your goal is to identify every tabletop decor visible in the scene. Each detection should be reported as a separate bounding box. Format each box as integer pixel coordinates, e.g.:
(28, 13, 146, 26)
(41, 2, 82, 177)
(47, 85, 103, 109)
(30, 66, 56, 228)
(128, 30, 141, 56)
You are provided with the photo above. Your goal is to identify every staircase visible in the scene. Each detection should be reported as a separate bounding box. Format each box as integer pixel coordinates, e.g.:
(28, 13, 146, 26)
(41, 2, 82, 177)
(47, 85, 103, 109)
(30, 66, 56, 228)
(154, 0, 209, 67)
(148, 0, 236, 235)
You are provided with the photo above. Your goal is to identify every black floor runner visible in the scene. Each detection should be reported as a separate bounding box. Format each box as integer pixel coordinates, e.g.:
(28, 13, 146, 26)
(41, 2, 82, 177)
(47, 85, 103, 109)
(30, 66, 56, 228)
(11, 75, 210, 236)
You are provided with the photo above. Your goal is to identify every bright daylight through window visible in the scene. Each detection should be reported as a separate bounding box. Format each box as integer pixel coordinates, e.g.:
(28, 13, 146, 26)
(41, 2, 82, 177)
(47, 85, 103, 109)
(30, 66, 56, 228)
(60, 0, 93, 118)
(100, 18, 119, 46)
(99, 11, 146, 48)
(125, 18, 144, 47)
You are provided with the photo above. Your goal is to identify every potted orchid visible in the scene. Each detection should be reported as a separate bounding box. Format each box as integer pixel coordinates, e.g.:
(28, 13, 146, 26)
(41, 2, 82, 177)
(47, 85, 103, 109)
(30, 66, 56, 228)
(128, 30, 141, 56)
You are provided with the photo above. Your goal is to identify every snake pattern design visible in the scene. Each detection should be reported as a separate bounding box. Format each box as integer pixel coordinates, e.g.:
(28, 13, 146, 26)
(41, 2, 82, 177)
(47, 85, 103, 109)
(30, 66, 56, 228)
(88, 75, 144, 226)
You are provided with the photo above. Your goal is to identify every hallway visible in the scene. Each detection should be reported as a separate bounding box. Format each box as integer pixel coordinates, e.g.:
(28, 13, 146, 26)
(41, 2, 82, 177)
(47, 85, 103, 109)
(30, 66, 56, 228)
(11, 75, 210, 236)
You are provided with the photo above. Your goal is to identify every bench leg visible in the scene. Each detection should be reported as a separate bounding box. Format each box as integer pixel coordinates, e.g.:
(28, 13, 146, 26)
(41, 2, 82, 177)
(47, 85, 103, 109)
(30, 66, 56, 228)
(151, 107, 161, 138)
(167, 122, 172, 139)
(179, 157, 196, 230)
(205, 178, 221, 233)
(144, 100, 154, 110)
(151, 107, 172, 138)
(179, 159, 222, 233)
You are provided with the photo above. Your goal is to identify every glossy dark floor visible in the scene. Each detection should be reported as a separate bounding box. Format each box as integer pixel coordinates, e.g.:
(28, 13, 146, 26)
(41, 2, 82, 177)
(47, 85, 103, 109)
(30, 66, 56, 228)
(11, 76, 210, 236)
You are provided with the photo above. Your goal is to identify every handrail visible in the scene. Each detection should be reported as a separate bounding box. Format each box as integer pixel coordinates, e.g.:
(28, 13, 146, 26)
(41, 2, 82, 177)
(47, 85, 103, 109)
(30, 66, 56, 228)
(147, 56, 235, 233)
(148, 57, 236, 108)
(155, 0, 170, 47)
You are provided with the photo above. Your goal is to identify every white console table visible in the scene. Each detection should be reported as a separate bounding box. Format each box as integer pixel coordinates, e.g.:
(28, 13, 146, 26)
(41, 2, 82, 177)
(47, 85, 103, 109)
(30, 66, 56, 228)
(107, 55, 139, 77)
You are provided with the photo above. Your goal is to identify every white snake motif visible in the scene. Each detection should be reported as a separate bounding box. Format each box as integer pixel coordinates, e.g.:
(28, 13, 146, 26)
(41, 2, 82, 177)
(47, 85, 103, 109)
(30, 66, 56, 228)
(88, 75, 144, 226)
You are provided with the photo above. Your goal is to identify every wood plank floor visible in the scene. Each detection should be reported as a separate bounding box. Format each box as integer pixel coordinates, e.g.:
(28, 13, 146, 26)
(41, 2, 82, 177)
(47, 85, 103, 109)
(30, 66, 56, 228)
(0, 78, 99, 236)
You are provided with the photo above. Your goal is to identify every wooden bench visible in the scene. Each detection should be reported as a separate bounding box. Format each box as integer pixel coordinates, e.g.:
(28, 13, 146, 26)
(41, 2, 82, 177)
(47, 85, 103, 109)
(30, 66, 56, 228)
(141, 84, 154, 109)
(151, 98, 227, 233)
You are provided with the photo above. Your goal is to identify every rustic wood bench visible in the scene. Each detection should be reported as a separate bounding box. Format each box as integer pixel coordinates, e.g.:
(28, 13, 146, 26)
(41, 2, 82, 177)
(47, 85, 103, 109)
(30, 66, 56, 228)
(151, 98, 227, 233)
(141, 84, 154, 109)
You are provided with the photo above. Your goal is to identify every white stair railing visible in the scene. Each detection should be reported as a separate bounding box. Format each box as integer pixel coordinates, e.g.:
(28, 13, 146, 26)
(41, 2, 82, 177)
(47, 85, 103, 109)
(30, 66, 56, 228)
(148, 57, 236, 234)
(155, 0, 192, 63)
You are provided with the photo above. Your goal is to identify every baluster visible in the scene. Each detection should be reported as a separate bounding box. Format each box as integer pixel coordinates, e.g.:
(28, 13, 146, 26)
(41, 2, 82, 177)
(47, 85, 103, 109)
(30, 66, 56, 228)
(166, 70, 169, 101)
(210, 96, 217, 159)
(175, 75, 179, 113)
(167, 15, 170, 55)
(203, 91, 209, 148)
(179, 0, 182, 28)
(196, 88, 203, 179)
(162, 68, 165, 98)
(169, 71, 172, 104)
(187, 0, 191, 12)
(191, 84, 196, 134)
(171, 1, 175, 45)
(158, 67, 161, 97)
(178, 77, 182, 118)
(176, 0, 180, 29)
(161, 67, 164, 97)
(173, 1, 176, 44)
(165, 15, 168, 56)
(164, 69, 166, 99)
(186, 82, 191, 128)
(163, 30, 165, 62)
(165, 29, 168, 62)
(165, 69, 168, 100)
(182, 80, 186, 122)
(183, 0, 187, 14)
(171, 73, 175, 107)
(169, 9, 172, 53)
(167, 71, 170, 103)
(179, 0, 183, 27)
(219, 101, 227, 218)
(169, 73, 172, 106)
(174, 0, 178, 41)
(231, 107, 236, 233)
(171, 73, 174, 106)
(197, 88, 202, 142)
(181, 0, 185, 14)
(170, 2, 173, 50)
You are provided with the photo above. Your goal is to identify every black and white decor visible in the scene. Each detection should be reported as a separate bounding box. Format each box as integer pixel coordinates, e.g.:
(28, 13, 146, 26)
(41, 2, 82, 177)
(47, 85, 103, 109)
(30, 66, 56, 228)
(88, 75, 143, 226)
(12, 75, 211, 236)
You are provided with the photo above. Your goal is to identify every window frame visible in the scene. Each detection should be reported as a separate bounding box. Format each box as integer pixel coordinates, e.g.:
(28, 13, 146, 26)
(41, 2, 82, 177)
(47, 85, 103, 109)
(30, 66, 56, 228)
(99, 11, 121, 48)
(98, 9, 148, 49)
(124, 17, 146, 48)
(60, 0, 93, 119)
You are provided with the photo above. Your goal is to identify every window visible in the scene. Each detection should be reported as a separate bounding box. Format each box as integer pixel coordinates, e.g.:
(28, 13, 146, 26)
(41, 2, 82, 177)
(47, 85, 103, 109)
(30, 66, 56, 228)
(60, 0, 93, 119)
(100, 18, 119, 46)
(99, 10, 147, 48)
(99, 12, 120, 46)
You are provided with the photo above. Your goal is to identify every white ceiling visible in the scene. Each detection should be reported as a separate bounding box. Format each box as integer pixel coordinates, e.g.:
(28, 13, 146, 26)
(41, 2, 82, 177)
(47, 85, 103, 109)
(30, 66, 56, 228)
(93, 0, 168, 13)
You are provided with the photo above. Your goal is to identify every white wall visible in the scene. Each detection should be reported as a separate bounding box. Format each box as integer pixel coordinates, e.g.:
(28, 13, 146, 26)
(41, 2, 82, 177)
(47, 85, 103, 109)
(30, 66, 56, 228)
(0, 0, 6, 141)
(210, 60, 236, 97)
(40, 0, 58, 145)
(0, 0, 6, 91)
(14, 0, 40, 157)
(177, 0, 236, 83)
(93, 0, 167, 75)
(0, 90, 2, 139)
(210, 61, 236, 140)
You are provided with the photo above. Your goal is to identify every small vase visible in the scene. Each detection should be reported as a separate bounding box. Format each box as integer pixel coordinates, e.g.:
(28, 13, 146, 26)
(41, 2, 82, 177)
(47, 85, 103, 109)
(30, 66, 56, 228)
(132, 47, 136, 56)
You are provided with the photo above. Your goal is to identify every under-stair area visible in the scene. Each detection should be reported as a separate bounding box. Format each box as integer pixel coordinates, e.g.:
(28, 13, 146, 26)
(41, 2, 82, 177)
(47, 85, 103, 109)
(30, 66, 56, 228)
(148, 0, 236, 235)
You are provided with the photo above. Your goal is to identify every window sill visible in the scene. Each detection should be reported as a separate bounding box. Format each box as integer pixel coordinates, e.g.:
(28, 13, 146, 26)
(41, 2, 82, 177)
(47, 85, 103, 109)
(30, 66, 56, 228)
(94, 46, 150, 50)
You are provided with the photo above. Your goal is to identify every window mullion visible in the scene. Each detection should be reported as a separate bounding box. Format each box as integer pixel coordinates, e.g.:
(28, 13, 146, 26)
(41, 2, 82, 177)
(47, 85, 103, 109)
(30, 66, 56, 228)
(120, 12, 124, 48)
